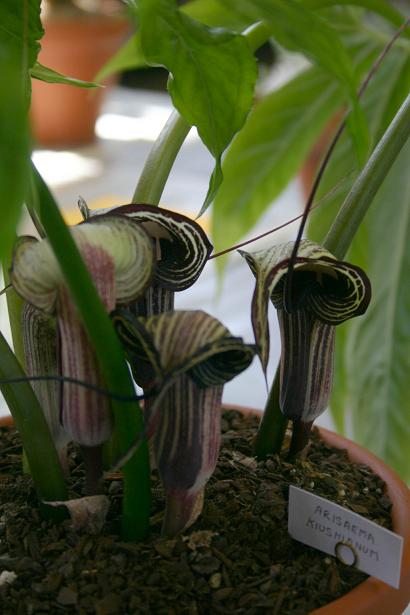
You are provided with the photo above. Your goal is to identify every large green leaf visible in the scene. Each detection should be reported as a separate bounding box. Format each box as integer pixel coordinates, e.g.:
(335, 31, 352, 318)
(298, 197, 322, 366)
(211, 67, 342, 256)
(0, 0, 43, 70)
(308, 49, 410, 246)
(129, 0, 257, 209)
(222, 0, 372, 161)
(344, 140, 410, 481)
(97, 0, 250, 83)
(308, 53, 410, 480)
(221, 0, 359, 96)
(183, 0, 250, 29)
(96, 34, 146, 82)
(301, 0, 406, 30)
(0, 0, 42, 262)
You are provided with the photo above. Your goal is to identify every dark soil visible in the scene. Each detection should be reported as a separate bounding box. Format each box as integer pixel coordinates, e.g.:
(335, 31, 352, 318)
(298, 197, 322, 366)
(0, 410, 392, 614)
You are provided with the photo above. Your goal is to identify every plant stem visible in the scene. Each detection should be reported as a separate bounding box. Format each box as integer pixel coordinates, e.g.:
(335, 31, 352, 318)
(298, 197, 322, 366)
(0, 331, 67, 503)
(132, 21, 272, 206)
(253, 369, 288, 458)
(32, 164, 151, 541)
(133, 111, 191, 204)
(81, 445, 103, 495)
(288, 420, 313, 460)
(324, 91, 410, 259)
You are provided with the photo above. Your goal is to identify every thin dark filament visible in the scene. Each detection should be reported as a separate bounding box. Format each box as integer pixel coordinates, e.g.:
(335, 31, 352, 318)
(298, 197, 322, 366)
(0, 374, 153, 402)
(0, 284, 12, 297)
(284, 15, 410, 312)
(209, 174, 352, 260)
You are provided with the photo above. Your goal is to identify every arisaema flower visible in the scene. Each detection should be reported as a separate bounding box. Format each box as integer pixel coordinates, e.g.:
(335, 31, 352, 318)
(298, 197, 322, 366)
(11, 216, 154, 491)
(113, 308, 255, 535)
(240, 240, 371, 455)
(82, 202, 212, 316)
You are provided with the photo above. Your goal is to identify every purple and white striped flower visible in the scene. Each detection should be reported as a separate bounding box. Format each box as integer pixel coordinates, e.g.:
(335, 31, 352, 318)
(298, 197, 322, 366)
(11, 216, 154, 450)
(113, 308, 255, 535)
(240, 240, 371, 455)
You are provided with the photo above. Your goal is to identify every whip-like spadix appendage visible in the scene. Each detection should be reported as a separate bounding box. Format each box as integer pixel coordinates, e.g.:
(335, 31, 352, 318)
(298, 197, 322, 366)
(113, 309, 255, 534)
(240, 240, 371, 428)
(11, 216, 154, 448)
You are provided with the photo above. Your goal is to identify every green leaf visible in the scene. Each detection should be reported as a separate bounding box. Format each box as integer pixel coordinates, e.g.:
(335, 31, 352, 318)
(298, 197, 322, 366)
(344, 140, 410, 481)
(308, 54, 410, 478)
(96, 34, 146, 82)
(97, 0, 251, 83)
(31, 62, 101, 88)
(301, 0, 406, 30)
(212, 67, 342, 256)
(308, 51, 410, 249)
(0, 0, 43, 70)
(198, 160, 223, 218)
(223, 0, 372, 160)
(221, 0, 358, 94)
(132, 0, 257, 189)
(183, 0, 251, 29)
(0, 0, 42, 262)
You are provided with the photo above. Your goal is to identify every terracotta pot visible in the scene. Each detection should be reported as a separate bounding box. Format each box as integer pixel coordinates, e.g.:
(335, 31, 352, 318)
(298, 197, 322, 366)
(311, 426, 410, 615)
(228, 405, 410, 615)
(31, 14, 129, 146)
(1, 408, 409, 613)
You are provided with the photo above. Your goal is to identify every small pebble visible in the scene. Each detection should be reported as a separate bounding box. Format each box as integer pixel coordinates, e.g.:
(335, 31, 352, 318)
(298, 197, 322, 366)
(0, 570, 17, 586)
(209, 573, 222, 589)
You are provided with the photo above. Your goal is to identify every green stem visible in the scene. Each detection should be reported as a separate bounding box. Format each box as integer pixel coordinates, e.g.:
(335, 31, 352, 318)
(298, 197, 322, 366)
(0, 331, 67, 503)
(132, 21, 272, 206)
(133, 111, 191, 205)
(253, 369, 288, 458)
(243, 20, 272, 51)
(324, 91, 410, 259)
(32, 164, 151, 541)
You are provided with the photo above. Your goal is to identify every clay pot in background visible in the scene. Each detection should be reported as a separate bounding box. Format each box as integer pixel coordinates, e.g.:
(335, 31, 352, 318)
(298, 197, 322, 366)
(31, 14, 129, 146)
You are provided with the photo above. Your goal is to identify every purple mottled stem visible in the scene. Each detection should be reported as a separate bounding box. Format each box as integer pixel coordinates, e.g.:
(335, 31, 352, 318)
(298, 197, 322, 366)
(288, 420, 313, 459)
(80, 445, 104, 495)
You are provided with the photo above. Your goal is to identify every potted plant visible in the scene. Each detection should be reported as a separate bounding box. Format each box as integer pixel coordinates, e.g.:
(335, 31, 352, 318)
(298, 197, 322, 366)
(1, 0, 410, 613)
(30, 0, 130, 145)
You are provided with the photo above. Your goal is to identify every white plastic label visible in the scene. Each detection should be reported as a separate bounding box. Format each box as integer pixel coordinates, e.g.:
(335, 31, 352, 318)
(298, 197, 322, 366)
(288, 485, 403, 588)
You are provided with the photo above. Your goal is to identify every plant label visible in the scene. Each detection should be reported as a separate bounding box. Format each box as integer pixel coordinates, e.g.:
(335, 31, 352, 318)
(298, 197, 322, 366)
(288, 485, 403, 588)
